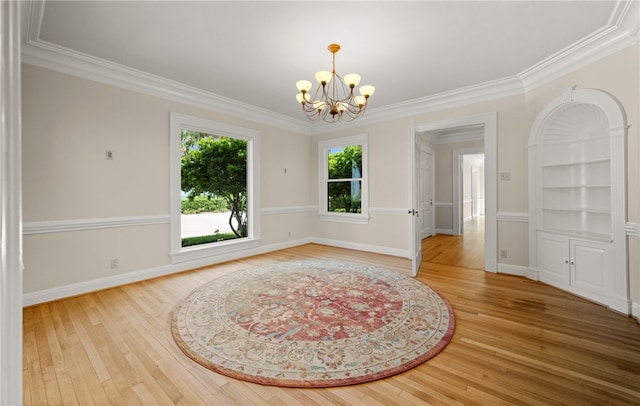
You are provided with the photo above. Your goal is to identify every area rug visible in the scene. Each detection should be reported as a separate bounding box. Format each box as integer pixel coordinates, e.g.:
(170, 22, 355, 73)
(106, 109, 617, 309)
(171, 259, 455, 387)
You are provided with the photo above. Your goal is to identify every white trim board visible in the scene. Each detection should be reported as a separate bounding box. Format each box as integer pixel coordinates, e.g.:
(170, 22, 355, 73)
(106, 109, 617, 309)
(497, 212, 529, 222)
(498, 263, 539, 281)
(435, 202, 453, 208)
(435, 229, 454, 235)
(625, 222, 640, 237)
(1, 1, 23, 403)
(23, 215, 170, 234)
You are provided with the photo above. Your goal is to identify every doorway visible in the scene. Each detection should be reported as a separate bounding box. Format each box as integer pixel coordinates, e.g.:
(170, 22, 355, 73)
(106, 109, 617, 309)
(458, 151, 485, 236)
(422, 147, 486, 271)
(411, 112, 497, 273)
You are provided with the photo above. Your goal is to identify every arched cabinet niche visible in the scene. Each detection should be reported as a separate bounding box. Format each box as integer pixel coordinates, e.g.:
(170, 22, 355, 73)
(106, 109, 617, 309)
(528, 87, 629, 314)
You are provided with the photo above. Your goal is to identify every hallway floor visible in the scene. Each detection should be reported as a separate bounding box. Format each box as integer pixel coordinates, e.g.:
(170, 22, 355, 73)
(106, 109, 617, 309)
(421, 216, 485, 270)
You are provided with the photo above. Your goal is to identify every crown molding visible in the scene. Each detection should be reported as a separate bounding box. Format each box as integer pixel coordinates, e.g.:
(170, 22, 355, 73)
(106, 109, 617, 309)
(21, 0, 639, 137)
(22, 39, 313, 134)
(23, 1, 312, 134)
(519, 0, 640, 92)
(310, 76, 524, 135)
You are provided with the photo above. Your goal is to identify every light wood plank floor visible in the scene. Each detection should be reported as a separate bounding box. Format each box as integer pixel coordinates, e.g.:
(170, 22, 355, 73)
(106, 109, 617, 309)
(24, 237, 640, 405)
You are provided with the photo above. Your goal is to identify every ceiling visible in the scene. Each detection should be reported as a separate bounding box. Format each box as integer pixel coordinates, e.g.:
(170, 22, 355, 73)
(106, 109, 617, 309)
(22, 1, 630, 125)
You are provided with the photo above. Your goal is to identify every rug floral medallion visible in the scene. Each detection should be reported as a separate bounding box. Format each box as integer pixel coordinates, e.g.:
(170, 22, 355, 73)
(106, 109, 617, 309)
(171, 259, 455, 387)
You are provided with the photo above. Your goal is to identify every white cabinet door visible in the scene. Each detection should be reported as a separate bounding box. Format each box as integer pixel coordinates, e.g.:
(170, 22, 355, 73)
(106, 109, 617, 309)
(571, 239, 611, 297)
(537, 232, 570, 286)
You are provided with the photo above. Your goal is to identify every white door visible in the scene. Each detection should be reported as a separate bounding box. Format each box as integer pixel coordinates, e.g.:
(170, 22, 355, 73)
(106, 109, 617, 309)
(419, 149, 434, 239)
(409, 123, 422, 277)
(537, 231, 571, 286)
(571, 239, 611, 297)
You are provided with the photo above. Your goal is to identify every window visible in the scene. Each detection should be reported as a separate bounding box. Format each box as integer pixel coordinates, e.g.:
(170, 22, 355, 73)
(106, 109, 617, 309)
(169, 113, 260, 263)
(318, 134, 368, 224)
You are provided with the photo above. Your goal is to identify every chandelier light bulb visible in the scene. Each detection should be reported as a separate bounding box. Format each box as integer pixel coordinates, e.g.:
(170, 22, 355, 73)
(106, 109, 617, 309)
(315, 71, 332, 85)
(296, 80, 312, 93)
(296, 93, 310, 104)
(354, 95, 366, 107)
(312, 100, 327, 111)
(359, 85, 375, 98)
(296, 43, 374, 123)
(344, 74, 361, 88)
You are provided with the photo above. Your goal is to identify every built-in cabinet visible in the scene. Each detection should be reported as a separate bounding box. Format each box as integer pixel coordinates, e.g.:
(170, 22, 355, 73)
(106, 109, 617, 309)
(528, 87, 629, 314)
(537, 231, 612, 302)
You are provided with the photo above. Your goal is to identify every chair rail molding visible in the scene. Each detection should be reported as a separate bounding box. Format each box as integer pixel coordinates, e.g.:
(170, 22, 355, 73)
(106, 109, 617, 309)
(497, 212, 529, 222)
(625, 222, 640, 237)
(23, 215, 171, 234)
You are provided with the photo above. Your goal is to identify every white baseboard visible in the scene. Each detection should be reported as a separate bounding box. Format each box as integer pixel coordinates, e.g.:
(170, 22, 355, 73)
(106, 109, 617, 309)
(497, 263, 538, 280)
(22, 236, 412, 307)
(632, 301, 640, 322)
(23, 237, 312, 307)
(310, 237, 409, 259)
(435, 228, 453, 235)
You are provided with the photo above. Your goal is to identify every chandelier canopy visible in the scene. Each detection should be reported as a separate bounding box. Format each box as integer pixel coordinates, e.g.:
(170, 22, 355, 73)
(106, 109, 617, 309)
(296, 44, 375, 123)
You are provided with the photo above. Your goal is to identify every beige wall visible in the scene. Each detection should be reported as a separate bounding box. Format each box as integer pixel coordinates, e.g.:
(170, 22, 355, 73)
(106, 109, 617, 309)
(309, 119, 411, 254)
(22, 64, 312, 293)
(22, 42, 639, 308)
(309, 44, 639, 297)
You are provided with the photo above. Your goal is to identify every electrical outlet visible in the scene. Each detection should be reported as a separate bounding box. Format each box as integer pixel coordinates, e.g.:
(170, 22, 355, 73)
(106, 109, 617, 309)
(500, 249, 508, 259)
(500, 172, 511, 181)
(110, 258, 119, 269)
(105, 150, 114, 160)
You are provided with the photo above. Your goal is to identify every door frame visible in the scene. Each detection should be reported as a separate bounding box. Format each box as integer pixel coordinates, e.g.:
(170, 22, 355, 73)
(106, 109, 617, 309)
(453, 147, 484, 235)
(409, 122, 422, 276)
(412, 112, 497, 273)
(1, 1, 24, 403)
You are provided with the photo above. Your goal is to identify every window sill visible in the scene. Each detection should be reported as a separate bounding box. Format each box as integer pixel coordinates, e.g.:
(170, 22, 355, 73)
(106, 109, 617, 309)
(319, 213, 369, 224)
(170, 238, 260, 264)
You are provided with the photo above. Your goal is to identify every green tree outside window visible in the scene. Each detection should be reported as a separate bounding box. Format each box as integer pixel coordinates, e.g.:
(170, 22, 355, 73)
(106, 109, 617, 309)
(327, 145, 362, 213)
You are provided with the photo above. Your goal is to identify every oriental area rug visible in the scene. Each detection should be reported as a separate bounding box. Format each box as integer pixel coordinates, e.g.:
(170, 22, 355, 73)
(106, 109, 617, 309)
(171, 259, 455, 387)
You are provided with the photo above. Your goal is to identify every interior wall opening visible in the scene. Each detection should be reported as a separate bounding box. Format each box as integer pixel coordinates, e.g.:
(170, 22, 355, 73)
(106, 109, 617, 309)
(461, 153, 485, 237)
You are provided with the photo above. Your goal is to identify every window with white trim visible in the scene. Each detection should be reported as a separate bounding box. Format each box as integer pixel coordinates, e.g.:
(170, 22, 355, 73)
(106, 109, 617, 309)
(318, 134, 368, 224)
(169, 113, 260, 263)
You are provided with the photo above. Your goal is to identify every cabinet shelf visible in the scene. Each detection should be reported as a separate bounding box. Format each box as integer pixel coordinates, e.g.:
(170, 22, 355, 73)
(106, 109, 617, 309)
(541, 158, 610, 169)
(537, 228, 612, 243)
(541, 185, 610, 189)
(541, 158, 611, 168)
(542, 207, 611, 214)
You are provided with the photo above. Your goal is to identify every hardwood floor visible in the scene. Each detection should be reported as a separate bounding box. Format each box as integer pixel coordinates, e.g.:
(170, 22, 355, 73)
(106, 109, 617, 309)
(423, 216, 485, 270)
(24, 237, 640, 405)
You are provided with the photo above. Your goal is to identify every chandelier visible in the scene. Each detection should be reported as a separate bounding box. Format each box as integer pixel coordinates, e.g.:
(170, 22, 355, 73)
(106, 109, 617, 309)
(296, 43, 375, 123)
